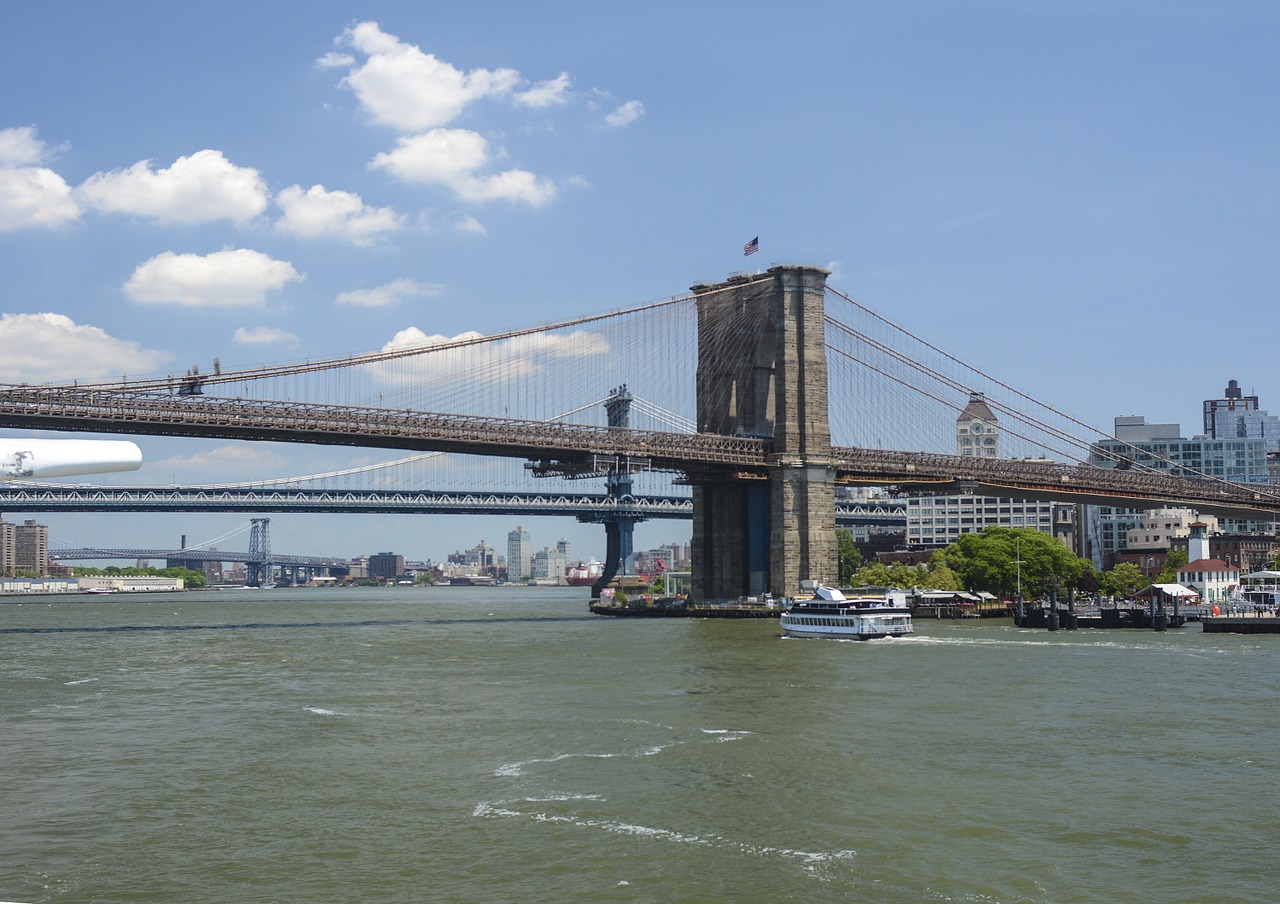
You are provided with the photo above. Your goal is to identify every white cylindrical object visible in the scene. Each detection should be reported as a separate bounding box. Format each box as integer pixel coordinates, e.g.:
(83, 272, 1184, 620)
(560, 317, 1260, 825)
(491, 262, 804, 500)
(0, 439, 143, 480)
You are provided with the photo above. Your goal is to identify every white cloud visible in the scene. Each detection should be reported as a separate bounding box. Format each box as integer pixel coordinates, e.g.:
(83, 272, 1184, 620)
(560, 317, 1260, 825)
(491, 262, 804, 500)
(0, 312, 172, 382)
(331, 21, 521, 132)
(0, 125, 50, 166)
(233, 326, 298, 345)
(336, 278, 443, 308)
(0, 165, 80, 231)
(515, 73, 572, 108)
(366, 326, 610, 386)
(454, 214, 487, 236)
(76, 149, 269, 224)
(316, 51, 355, 69)
(275, 183, 404, 245)
(151, 443, 287, 475)
(124, 248, 302, 308)
(605, 100, 645, 128)
(370, 129, 556, 206)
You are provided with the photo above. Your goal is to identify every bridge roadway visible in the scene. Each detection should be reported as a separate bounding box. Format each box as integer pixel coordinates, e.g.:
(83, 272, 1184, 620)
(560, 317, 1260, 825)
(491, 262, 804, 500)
(0, 485, 906, 526)
(48, 545, 348, 571)
(2, 385, 1278, 519)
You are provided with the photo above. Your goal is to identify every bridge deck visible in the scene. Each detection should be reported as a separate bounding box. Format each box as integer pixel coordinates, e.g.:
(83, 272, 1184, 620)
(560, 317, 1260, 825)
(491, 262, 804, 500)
(3, 386, 1279, 519)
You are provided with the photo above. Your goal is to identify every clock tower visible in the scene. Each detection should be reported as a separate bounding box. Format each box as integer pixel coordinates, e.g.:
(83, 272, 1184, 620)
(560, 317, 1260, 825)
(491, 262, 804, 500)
(956, 392, 999, 458)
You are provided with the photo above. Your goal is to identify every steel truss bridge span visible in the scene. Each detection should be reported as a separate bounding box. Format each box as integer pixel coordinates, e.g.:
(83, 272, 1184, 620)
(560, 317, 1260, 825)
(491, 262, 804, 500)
(3, 387, 1280, 520)
(0, 485, 907, 526)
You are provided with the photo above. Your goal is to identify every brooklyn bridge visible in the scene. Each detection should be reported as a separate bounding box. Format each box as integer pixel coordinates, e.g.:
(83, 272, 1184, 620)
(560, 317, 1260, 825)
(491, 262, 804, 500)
(2, 264, 1277, 599)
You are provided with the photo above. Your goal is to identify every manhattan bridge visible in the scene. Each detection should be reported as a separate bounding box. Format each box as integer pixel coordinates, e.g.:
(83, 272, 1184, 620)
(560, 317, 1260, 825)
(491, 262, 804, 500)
(2, 265, 1277, 599)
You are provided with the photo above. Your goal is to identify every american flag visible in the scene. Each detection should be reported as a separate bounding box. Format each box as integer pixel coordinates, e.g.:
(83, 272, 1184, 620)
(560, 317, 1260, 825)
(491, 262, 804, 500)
(743, 236, 759, 256)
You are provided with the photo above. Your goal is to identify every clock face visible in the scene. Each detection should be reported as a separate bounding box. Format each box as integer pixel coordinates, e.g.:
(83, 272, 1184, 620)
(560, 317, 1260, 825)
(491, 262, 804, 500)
(970, 422, 983, 435)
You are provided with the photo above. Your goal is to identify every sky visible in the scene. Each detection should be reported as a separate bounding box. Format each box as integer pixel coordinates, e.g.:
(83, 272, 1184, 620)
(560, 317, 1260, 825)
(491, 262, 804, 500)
(2, 1, 1279, 564)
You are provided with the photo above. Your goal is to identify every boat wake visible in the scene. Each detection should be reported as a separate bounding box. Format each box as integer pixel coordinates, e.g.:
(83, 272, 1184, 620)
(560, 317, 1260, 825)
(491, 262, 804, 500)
(494, 745, 672, 778)
(303, 705, 345, 716)
(473, 796, 856, 869)
(480, 725, 855, 877)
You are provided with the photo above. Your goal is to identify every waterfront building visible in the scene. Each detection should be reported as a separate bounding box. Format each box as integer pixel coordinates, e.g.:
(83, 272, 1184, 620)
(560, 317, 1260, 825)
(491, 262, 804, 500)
(507, 526, 531, 582)
(1202, 379, 1280, 452)
(0, 518, 14, 574)
(1209, 533, 1280, 573)
(1177, 522, 1239, 605)
(1087, 415, 1272, 564)
(77, 576, 184, 593)
(448, 540, 500, 571)
(905, 495, 1057, 547)
(11, 518, 49, 576)
(1124, 509, 1215, 550)
(368, 552, 406, 581)
(530, 546, 569, 581)
(1089, 416, 1268, 484)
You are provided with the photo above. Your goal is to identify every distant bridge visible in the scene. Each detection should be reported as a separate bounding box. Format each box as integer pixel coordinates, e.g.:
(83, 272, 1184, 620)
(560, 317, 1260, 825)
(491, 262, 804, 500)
(49, 546, 348, 572)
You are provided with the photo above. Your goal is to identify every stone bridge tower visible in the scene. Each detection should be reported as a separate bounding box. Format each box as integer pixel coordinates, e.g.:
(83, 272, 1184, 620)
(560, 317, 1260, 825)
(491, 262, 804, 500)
(690, 265, 836, 600)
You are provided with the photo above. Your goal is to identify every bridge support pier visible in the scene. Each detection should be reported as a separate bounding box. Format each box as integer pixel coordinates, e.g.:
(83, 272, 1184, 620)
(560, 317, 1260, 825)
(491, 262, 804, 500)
(690, 265, 836, 601)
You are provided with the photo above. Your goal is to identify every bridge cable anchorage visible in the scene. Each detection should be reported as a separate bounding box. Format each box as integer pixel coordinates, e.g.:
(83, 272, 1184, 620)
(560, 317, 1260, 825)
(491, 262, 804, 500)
(824, 284, 1280, 505)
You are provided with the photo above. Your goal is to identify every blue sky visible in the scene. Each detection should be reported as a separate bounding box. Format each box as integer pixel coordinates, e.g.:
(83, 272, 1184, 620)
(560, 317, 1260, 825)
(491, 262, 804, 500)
(3, 1, 1279, 563)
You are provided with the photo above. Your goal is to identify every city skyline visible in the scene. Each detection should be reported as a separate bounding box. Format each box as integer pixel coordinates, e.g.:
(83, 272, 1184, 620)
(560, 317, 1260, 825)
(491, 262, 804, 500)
(4, 3, 1279, 556)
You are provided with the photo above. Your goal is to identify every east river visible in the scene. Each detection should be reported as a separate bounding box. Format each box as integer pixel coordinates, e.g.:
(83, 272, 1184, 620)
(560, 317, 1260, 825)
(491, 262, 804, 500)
(3, 586, 1278, 903)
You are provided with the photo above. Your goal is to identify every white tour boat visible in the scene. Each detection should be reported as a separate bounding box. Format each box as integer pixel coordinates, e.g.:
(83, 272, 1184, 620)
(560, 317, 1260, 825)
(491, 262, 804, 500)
(780, 585, 913, 640)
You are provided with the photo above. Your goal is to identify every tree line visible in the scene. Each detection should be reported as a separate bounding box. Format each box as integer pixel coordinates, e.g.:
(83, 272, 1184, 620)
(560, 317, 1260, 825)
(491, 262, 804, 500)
(838, 526, 1188, 599)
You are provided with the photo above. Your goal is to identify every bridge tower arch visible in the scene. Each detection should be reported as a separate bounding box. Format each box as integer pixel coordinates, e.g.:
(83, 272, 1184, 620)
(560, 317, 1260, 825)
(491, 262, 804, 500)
(248, 517, 272, 587)
(690, 265, 836, 600)
(589, 385, 642, 598)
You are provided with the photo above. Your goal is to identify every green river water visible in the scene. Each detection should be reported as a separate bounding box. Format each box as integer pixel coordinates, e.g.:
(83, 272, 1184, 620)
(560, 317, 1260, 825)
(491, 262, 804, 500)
(2, 586, 1278, 903)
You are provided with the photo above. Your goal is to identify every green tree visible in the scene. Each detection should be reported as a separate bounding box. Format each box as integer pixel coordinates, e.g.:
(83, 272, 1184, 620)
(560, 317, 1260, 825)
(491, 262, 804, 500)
(1156, 548, 1188, 584)
(836, 529, 864, 584)
(939, 527, 1084, 597)
(850, 561, 934, 590)
(850, 562, 895, 587)
(1098, 562, 1145, 598)
(923, 555, 962, 591)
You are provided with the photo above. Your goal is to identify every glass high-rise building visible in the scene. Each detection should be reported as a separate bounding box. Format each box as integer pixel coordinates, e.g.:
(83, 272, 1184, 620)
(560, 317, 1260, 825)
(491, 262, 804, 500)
(1203, 379, 1280, 452)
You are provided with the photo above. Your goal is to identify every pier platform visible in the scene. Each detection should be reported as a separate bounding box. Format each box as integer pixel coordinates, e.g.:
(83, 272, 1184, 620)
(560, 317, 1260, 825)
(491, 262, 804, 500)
(1201, 613, 1280, 634)
(589, 600, 781, 619)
